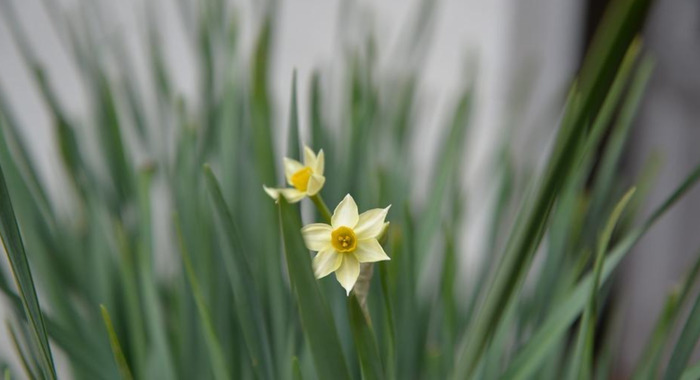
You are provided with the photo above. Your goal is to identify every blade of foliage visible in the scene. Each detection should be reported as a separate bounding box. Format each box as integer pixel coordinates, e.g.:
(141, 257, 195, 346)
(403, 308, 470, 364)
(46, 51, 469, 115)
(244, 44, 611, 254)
(501, 162, 700, 380)
(633, 248, 700, 379)
(292, 356, 304, 380)
(7, 322, 38, 380)
(287, 70, 301, 160)
(348, 293, 384, 380)
(416, 89, 471, 262)
(0, 161, 56, 380)
(100, 306, 134, 380)
(277, 198, 351, 380)
(174, 217, 230, 380)
(203, 164, 275, 379)
(453, 0, 653, 371)
(567, 188, 635, 380)
(663, 263, 700, 379)
(680, 361, 700, 380)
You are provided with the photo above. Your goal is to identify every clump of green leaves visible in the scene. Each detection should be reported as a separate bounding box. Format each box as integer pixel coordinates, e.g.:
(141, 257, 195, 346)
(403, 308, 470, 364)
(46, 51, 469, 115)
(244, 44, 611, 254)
(0, 0, 699, 379)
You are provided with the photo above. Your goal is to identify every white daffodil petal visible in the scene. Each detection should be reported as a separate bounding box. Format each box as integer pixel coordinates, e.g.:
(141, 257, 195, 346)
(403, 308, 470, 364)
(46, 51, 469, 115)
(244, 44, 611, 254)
(331, 194, 359, 228)
(306, 174, 325, 196)
(277, 188, 306, 203)
(354, 239, 390, 263)
(335, 254, 360, 295)
(263, 185, 280, 200)
(283, 158, 305, 184)
(301, 223, 332, 251)
(312, 248, 342, 279)
(354, 206, 391, 239)
(303, 146, 317, 169)
(315, 149, 325, 175)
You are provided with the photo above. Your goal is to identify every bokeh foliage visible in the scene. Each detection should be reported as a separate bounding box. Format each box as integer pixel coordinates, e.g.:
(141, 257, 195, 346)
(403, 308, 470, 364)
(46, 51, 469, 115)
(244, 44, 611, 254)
(1, 0, 700, 379)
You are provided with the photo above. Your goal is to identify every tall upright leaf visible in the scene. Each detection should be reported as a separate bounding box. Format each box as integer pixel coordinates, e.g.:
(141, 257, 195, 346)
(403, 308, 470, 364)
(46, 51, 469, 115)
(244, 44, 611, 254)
(0, 163, 57, 379)
(277, 198, 351, 380)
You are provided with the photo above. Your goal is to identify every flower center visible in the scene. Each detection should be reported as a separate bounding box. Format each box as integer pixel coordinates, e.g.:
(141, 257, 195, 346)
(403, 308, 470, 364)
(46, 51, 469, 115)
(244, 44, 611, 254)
(331, 226, 357, 253)
(290, 167, 312, 191)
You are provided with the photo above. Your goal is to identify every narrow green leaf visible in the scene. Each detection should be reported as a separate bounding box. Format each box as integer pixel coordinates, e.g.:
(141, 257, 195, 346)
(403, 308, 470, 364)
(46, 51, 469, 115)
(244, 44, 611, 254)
(501, 162, 700, 380)
(417, 88, 471, 261)
(348, 293, 384, 380)
(453, 0, 653, 370)
(96, 75, 133, 205)
(680, 360, 700, 380)
(664, 294, 700, 379)
(378, 258, 397, 380)
(6, 322, 38, 380)
(174, 216, 230, 380)
(100, 305, 134, 380)
(568, 188, 636, 380)
(250, 15, 277, 185)
(633, 247, 700, 379)
(112, 222, 146, 378)
(135, 169, 176, 380)
(292, 357, 304, 380)
(287, 70, 301, 160)
(277, 198, 351, 380)
(663, 251, 700, 380)
(0, 162, 56, 380)
(203, 164, 275, 379)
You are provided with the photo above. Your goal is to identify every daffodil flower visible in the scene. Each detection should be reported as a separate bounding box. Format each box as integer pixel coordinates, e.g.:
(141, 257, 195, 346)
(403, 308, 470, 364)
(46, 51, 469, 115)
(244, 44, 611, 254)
(301, 194, 390, 295)
(263, 146, 325, 203)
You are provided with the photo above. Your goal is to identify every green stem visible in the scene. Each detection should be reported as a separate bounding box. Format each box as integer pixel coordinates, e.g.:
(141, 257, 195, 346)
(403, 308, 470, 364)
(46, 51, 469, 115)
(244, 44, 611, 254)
(310, 194, 332, 224)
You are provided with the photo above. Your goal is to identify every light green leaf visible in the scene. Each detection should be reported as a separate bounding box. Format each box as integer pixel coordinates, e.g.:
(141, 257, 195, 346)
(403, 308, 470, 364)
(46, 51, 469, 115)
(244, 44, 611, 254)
(203, 164, 276, 379)
(348, 293, 384, 380)
(277, 198, 351, 380)
(0, 161, 56, 380)
(100, 305, 134, 380)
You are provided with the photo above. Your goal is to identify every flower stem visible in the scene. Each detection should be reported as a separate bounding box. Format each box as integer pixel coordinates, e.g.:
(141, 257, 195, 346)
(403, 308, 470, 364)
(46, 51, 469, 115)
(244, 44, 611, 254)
(310, 194, 332, 224)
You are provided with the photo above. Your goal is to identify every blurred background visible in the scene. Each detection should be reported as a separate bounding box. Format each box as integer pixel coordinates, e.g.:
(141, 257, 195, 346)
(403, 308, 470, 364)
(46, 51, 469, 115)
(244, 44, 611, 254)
(0, 0, 699, 377)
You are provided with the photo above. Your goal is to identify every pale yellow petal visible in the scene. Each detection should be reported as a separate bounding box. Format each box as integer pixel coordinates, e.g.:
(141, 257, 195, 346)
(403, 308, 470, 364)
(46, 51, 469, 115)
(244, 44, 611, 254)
(301, 223, 332, 251)
(354, 205, 391, 240)
(314, 149, 325, 175)
(283, 158, 304, 184)
(306, 174, 325, 196)
(303, 146, 317, 170)
(263, 185, 280, 200)
(264, 186, 304, 203)
(331, 194, 359, 228)
(354, 239, 390, 263)
(312, 248, 342, 279)
(278, 188, 306, 203)
(335, 254, 360, 295)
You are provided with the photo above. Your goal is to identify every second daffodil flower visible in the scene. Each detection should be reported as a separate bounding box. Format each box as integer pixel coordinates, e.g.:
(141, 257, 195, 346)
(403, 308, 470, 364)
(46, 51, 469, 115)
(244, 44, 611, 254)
(264, 146, 325, 203)
(301, 194, 391, 295)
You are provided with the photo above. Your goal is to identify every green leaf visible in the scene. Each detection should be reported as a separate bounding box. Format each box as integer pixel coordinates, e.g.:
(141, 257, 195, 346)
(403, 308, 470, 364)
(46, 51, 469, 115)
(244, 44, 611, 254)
(287, 70, 301, 160)
(250, 14, 277, 185)
(134, 169, 177, 380)
(453, 0, 653, 372)
(6, 321, 38, 380)
(277, 198, 351, 380)
(0, 161, 56, 379)
(174, 216, 230, 380)
(348, 293, 384, 380)
(633, 247, 700, 379)
(417, 88, 472, 263)
(501, 162, 700, 380)
(292, 357, 304, 380)
(680, 360, 700, 380)
(203, 164, 276, 379)
(664, 293, 700, 379)
(100, 305, 134, 380)
(567, 188, 636, 380)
